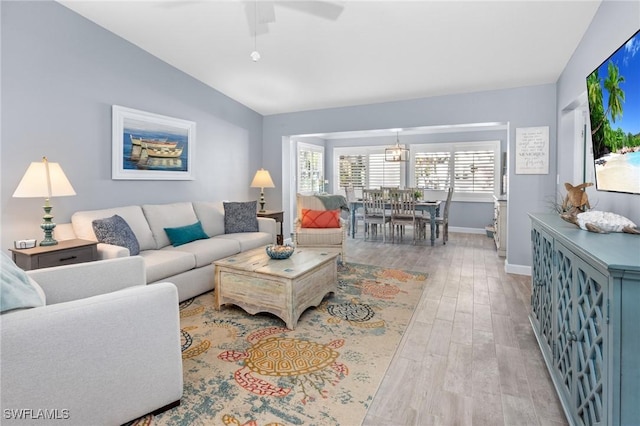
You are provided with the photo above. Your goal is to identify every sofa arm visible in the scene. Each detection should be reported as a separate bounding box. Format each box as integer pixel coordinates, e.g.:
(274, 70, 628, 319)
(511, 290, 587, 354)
(26, 256, 146, 305)
(258, 217, 277, 243)
(0, 283, 183, 425)
(97, 242, 130, 259)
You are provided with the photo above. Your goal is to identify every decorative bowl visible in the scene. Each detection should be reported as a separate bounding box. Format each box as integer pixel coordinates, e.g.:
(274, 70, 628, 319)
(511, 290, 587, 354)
(266, 244, 295, 260)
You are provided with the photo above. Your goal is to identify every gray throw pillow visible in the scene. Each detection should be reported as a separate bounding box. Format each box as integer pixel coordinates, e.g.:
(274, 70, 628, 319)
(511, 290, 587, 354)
(223, 201, 259, 234)
(92, 214, 140, 256)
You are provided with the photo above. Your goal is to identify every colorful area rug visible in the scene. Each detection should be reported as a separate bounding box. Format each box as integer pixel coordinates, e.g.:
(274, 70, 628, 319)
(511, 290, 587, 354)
(134, 263, 427, 426)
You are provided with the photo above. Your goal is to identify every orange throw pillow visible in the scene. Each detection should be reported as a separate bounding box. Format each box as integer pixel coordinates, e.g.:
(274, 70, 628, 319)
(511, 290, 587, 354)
(301, 209, 341, 228)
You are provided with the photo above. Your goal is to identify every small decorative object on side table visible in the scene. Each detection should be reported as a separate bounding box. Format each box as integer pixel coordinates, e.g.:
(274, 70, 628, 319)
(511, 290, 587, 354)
(8, 239, 98, 271)
(257, 210, 284, 245)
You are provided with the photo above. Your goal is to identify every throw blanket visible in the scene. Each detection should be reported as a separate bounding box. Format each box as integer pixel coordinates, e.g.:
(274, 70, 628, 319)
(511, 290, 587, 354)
(316, 194, 349, 211)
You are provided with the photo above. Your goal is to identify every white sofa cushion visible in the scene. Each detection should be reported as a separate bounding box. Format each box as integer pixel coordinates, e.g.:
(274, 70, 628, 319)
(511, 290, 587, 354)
(295, 226, 344, 245)
(215, 232, 274, 252)
(72, 206, 156, 251)
(142, 202, 199, 249)
(165, 238, 241, 268)
(139, 249, 196, 283)
(192, 201, 226, 237)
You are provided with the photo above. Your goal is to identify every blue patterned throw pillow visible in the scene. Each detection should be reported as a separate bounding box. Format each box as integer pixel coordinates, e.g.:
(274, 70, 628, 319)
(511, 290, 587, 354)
(223, 201, 259, 234)
(92, 215, 140, 256)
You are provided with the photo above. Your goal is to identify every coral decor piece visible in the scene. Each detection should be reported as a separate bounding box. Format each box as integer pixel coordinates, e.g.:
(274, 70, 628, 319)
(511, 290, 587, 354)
(562, 182, 593, 215)
(561, 210, 640, 234)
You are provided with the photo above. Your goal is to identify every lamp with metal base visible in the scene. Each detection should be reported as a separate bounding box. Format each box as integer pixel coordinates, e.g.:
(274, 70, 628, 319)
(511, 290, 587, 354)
(250, 168, 275, 212)
(13, 157, 76, 246)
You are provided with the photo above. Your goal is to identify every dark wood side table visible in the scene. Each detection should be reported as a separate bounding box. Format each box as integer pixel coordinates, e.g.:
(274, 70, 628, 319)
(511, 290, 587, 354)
(257, 210, 284, 245)
(9, 239, 98, 271)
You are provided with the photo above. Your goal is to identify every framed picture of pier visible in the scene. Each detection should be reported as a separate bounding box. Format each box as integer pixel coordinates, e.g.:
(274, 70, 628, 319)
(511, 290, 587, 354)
(112, 105, 196, 180)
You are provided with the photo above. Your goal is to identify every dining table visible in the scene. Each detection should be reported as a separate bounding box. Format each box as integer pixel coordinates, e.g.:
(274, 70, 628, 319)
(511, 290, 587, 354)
(348, 200, 442, 246)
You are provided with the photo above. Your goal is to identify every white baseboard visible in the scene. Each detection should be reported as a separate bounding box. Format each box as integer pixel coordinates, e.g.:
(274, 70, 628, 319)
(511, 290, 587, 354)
(505, 262, 531, 276)
(450, 226, 485, 235)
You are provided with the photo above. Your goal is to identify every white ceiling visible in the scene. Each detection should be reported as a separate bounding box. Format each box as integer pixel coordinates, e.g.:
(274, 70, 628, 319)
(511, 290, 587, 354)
(58, 0, 601, 116)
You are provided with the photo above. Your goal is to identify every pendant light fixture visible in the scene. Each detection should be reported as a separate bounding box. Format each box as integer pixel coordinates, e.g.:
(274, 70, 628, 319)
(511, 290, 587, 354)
(385, 130, 409, 162)
(250, 0, 261, 62)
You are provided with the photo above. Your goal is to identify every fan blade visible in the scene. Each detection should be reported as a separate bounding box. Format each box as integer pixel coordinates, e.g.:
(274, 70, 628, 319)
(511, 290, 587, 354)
(279, 1, 345, 21)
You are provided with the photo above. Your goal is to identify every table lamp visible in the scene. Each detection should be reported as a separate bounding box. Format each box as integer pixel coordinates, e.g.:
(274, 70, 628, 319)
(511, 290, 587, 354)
(13, 157, 76, 246)
(250, 168, 275, 212)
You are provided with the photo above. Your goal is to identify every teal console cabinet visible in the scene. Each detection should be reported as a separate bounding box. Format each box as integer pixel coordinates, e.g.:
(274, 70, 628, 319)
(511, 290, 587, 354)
(529, 213, 640, 426)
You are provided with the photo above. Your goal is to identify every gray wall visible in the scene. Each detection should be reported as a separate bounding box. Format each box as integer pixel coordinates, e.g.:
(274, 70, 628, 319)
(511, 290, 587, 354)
(556, 0, 640, 223)
(1, 1, 263, 251)
(264, 85, 558, 270)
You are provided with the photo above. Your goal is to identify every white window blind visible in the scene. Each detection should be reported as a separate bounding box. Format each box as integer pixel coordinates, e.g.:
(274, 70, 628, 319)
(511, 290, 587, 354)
(414, 151, 451, 190)
(334, 147, 405, 193)
(368, 153, 401, 188)
(297, 143, 324, 193)
(339, 155, 366, 188)
(411, 141, 500, 201)
(454, 149, 495, 194)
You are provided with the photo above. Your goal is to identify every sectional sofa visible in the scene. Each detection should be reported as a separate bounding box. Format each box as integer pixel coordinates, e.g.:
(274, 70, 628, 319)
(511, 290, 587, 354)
(56, 201, 277, 301)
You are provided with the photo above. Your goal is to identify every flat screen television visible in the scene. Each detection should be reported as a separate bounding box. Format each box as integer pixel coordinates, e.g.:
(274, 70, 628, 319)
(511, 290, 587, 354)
(586, 28, 640, 195)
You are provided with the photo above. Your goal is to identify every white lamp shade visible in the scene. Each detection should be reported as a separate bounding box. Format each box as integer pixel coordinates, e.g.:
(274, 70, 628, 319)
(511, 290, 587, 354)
(250, 169, 275, 189)
(13, 160, 76, 198)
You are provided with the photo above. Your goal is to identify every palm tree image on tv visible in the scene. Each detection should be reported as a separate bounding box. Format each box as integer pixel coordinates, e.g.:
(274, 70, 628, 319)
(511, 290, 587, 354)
(586, 30, 640, 194)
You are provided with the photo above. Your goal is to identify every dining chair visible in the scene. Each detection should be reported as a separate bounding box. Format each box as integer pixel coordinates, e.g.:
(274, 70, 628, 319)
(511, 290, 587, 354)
(362, 189, 390, 242)
(344, 185, 364, 236)
(389, 189, 422, 244)
(422, 187, 453, 244)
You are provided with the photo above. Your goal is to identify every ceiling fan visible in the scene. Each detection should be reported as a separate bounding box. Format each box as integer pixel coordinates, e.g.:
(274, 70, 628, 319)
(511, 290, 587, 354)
(242, 1, 346, 37)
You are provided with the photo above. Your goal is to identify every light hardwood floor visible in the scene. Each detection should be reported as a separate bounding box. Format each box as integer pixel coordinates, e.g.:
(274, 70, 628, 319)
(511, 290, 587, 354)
(341, 229, 567, 426)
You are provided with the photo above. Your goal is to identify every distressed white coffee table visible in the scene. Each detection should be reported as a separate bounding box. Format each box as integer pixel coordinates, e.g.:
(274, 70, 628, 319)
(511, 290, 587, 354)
(214, 246, 339, 329)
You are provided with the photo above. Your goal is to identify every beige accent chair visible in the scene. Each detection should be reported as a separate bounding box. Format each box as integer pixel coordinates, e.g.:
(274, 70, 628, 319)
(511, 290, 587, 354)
(293, 194, 346, 262)
(1, 257, 183, 425)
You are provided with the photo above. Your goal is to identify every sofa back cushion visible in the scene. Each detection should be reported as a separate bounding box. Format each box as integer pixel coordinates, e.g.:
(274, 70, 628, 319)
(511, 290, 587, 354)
(192, 201, 226, 237)
(142, 202, 199, 249)
(71, 206, 156, 251)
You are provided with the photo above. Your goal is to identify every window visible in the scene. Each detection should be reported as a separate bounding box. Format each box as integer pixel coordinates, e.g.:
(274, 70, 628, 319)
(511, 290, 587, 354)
(414, 151, 451, 190)
(411, 141, 500, 201)
(297, 142, 324, 194)
(368, 153, 402, 189)
(454, 149, 495, 194)
(338, 155, 366, 188)
(334, 147, 405, 193)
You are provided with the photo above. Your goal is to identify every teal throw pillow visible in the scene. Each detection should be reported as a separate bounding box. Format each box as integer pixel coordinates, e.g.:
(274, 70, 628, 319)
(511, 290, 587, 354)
(1, 252, 45, 313)
(92, 215, 140, 256)
(164, 221, 209, 247)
